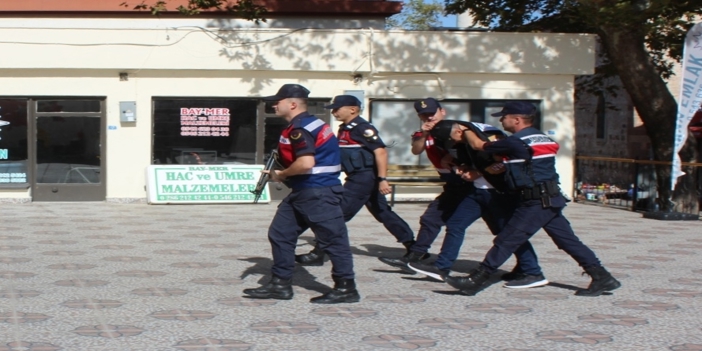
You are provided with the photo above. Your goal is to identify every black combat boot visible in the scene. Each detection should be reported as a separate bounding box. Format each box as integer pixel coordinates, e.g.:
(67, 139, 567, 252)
(575, 266, 621, 297)
(402, 240, 416, 251)
(295, 244, 325, 266)
(377, 251, 430, 273)
(310, 276, 361, 304)
(242, 276, 293, 300)
(444, 267, 491, 296)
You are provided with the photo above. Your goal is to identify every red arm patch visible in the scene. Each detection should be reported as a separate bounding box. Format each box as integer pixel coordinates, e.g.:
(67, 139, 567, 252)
(530, 142, 559, 157)
(315, 124, 335, 147)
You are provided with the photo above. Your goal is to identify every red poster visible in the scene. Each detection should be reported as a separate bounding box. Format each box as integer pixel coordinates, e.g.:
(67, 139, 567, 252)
(179, 107, 231, 137)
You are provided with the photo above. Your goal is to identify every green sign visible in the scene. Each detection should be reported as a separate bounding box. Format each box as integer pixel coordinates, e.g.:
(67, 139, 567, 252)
(146, 165, 268, 204)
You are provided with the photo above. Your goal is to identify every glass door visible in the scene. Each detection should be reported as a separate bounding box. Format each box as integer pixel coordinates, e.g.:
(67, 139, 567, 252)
(31, 99, 105, 201)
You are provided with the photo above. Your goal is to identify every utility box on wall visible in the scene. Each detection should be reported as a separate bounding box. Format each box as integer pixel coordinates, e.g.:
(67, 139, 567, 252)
(120, 101, 136, 122)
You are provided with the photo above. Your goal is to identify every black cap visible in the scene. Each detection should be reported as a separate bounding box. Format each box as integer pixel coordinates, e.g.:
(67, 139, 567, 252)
(262, 84, 310, 101)
(414, 98, 441, 115)
(491, 101, 536, 117)
(430, 120, 471, 142)
(324, 95, 361, 109)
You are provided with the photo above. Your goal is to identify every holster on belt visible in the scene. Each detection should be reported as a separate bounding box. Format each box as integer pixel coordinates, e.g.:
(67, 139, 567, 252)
(519, 181, 560, 207)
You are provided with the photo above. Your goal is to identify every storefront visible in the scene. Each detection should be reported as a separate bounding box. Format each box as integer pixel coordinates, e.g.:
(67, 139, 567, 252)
(0, 99, 104, 201)
(0, 23, 595, 202)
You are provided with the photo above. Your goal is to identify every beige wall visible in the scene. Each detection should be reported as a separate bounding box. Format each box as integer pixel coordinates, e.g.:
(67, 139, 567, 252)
(0, 26, 595, 74)
(0, 24, 596, 201)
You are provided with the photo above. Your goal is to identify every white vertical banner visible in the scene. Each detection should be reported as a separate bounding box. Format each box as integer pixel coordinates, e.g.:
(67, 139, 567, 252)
(672, 22, 702, 190)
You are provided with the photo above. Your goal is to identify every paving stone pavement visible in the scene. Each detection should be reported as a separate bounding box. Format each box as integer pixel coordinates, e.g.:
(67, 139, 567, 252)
(0, 201, 701, 351)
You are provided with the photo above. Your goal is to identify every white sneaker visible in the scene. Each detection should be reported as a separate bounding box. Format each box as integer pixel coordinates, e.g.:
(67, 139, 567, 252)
(503, 274, 549, 289)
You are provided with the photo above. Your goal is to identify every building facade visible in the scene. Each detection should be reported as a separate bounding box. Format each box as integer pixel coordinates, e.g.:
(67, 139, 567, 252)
(0, 1, 596, 202)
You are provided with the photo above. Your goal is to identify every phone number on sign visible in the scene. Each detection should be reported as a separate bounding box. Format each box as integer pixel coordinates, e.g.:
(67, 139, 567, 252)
(181, 126, 230, 137)
(157, 194, 256, 201)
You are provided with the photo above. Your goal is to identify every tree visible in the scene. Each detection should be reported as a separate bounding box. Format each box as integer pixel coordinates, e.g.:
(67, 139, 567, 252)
(387, 0, 444, 30)
(444, 0, 702, 214)
(121, 0, 267, 22)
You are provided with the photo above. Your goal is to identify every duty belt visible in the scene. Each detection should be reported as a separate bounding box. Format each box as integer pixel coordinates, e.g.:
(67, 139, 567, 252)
(518, 181, 560, 201)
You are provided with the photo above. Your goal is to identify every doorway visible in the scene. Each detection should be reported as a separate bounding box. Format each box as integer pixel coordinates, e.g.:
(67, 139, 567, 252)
(31, 99, 106, 201)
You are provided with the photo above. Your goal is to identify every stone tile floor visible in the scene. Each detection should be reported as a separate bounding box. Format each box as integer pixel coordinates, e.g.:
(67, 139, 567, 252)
(0, 201, 700, 351)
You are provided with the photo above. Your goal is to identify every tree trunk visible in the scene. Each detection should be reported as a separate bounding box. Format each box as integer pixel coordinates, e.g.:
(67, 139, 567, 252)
(598, 26, 699, 214)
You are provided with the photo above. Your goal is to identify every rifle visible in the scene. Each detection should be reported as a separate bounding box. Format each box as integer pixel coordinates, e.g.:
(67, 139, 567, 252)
(251, 150, 280, 204)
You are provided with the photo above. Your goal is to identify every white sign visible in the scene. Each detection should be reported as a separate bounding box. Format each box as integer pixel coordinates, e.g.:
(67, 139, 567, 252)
(672, 22, 702, 190)
(146, 164, 270, 204)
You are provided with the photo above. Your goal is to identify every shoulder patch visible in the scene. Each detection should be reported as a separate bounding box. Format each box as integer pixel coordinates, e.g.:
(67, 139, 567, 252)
(363, 128, 379, 141)
(290, 131, 302, 140)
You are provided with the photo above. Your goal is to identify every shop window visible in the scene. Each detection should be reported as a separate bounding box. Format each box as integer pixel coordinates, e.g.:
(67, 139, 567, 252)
(152, 98, 257, 165)
(37, 100, 101, 113)
(369, 99, 541, 166)
(0, 99, 29, 185)
(263, 100, 328, 115)
(367, 100, 469, 166)
(262, 99, 330, 157)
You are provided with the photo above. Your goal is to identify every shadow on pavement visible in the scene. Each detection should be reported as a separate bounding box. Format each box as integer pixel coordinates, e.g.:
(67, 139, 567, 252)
(546, 281, 581, 291)
(238, 257, 333, 294)
(356, 243, 406, 258)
